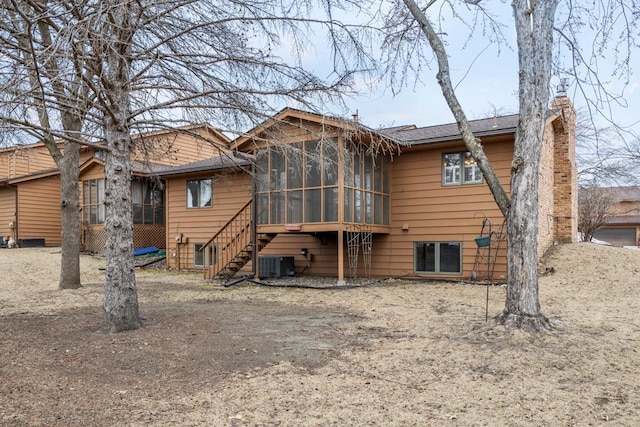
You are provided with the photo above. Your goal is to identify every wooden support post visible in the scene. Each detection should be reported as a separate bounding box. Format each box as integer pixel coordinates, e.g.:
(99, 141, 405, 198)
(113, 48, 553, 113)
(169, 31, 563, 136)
(337, 229, 345, 285)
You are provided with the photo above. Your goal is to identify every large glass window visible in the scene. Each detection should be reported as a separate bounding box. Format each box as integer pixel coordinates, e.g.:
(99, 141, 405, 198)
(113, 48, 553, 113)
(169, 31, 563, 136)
(442, 152, 482, 185)
(132, 179, 165, 225)
(256, 139, 339, 225)
(83, 178, 164, 225)
(82, 179, 105, 225)
(343, 143, 390, 225)
(255, 139, 390, 226)
(187, 179, 212, 208)
(414, 242, 462, 274)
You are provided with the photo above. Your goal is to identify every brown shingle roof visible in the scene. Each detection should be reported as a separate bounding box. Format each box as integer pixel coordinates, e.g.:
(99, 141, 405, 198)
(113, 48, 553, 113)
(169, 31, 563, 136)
(157, 154, 251, 177)
(380, 114, 520, 145)
(609, 186, 640, 202)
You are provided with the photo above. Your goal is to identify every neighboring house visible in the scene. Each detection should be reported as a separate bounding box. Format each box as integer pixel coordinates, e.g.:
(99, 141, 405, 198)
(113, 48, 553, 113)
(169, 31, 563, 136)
(592, 186, 640, 246)
(0, 125, 228, 250)
(161, 95, 577, 283)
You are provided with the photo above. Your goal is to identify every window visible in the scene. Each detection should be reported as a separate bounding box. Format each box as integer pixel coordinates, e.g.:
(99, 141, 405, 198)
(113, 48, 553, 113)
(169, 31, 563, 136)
(256, 139, 340, 225)
(132, 179, 165, 225)
(187, 179, 212, 208)
(442, 152, 482, 185)
(83, 178, 165, 225)
(194, 243, 217, 267)
(82, 179, 105, 224)
(414, 242, 462, 274)
(343, 143, 390, 225)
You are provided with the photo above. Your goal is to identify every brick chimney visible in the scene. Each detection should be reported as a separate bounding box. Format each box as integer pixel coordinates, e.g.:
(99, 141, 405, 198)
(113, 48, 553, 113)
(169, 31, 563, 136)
(551, 95, 578, 243)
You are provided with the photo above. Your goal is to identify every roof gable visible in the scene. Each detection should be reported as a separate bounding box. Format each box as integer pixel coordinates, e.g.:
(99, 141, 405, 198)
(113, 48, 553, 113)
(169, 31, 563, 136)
(230, 107, 401, 151)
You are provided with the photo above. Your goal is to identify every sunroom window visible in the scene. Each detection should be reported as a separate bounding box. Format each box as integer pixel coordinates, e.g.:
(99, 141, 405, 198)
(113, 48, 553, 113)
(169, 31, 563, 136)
(255, 139, 390, 226)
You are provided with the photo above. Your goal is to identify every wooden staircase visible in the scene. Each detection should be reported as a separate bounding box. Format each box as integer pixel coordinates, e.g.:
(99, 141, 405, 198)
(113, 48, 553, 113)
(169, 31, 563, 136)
(200, 199, 276, 281)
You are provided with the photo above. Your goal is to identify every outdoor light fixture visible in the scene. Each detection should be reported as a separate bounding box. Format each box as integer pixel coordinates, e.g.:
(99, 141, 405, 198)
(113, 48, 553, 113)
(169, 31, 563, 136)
(300, 248, 308, 257)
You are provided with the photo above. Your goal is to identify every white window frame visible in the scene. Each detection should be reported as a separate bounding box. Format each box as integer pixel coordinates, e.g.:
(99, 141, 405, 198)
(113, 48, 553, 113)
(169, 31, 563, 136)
(187, 179, 212, 208)
(442, 152, 483, 186)
(194, 243, 217, 267)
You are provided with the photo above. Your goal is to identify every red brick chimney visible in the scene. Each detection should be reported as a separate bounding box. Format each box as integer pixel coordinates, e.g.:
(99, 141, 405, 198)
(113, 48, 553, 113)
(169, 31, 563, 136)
(551, 95, 578, 242)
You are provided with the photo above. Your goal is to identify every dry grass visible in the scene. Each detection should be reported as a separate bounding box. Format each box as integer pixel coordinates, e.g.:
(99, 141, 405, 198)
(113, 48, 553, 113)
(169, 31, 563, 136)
(1, 242, 640, 426)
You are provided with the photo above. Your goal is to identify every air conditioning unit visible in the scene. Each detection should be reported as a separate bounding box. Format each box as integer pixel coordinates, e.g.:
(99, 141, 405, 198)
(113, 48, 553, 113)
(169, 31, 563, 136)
(258, 256, 295, 279)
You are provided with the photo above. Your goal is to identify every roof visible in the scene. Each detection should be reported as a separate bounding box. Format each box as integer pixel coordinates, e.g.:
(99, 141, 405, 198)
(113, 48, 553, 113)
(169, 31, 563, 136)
(157, 154, 251, 177)
(380, 114, 520, 146)
(0, 167, 61, 184)
(605, 214, 640, 225)
(230, 107, 403, 151)
(609, 186, 640, 202)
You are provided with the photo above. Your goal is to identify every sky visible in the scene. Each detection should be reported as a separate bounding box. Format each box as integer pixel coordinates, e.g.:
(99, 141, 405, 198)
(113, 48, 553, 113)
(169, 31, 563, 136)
(314, 2, 640, 139)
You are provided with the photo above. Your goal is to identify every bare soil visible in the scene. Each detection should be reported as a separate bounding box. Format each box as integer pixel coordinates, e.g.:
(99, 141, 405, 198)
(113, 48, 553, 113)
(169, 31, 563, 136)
(1, 243, 640, 426)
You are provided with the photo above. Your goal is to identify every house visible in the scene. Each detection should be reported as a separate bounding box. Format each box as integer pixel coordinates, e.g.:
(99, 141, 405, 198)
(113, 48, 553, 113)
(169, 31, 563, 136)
(592, 186, 640, 246)
(0, 125, 228, 250)
(160, 95, 577, 283)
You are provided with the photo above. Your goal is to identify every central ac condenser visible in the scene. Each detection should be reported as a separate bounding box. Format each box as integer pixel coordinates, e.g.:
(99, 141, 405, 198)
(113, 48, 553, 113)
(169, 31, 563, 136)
(258, 256, 295, 278)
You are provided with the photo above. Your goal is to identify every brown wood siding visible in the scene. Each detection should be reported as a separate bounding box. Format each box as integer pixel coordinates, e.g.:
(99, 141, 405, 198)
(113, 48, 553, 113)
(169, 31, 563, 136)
(247, 120, 342, 150)
(165, 170, 253, 270)
(246, 138, 514, 281)
(131, 130, 226, 167)
(367, 138, 513, 280)
(0, 146, 57, 179)
(253, 233, 340, 277)
(16, 176, 62, 246)
(0, 188, 17, 241)
(79, 163, 105, 181)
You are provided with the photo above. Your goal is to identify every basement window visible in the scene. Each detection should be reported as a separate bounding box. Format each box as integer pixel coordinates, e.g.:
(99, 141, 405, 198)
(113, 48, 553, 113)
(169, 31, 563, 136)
(414, 242, 462, 274)
(194, 243, 217, 267)
(442, 152, 482, 185)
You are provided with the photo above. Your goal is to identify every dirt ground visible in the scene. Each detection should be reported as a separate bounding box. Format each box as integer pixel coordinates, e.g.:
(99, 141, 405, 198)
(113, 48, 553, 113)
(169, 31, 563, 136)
(1, 243, 640, 426)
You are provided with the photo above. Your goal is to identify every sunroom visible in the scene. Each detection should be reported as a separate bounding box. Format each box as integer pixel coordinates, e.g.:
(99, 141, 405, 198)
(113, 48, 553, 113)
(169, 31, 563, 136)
(221, 108, 399, 283)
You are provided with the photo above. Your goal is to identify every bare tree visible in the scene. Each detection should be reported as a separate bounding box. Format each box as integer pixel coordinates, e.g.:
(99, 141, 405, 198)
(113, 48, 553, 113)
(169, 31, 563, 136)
(0, 0, 372, 332)
(0, 0, 94, 290)
(578, 186, 616, 242)
(379, 0, 639, 333)
(576, 109, 640, 186)
(381, 0, 555, 332)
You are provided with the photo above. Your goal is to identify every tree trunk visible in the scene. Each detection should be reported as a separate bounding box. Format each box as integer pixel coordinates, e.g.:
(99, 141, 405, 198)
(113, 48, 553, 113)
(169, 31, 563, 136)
(58, 141, 82, 289)
(102, 120, 140, 332)
(496, 0, 559, 332)
(101, 0, 140, 333)
(401, 0, 510, 216)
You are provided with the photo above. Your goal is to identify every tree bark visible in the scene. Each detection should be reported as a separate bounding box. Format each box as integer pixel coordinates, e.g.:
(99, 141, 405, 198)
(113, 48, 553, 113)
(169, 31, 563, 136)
(101, 0, 140, 333)
(401, 0, 560, 332)
(496, 0, 559, 332)
(12, 5, 85, 289)
(58, 141, 82, 289)
(401, 0, 510, 216)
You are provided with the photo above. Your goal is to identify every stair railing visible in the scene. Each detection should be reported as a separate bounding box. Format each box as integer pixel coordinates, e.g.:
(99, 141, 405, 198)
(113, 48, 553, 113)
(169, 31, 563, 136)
(201, 199, 252, 279)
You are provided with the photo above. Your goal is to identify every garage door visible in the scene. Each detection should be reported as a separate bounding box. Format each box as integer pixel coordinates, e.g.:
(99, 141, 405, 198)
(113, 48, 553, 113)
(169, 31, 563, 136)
(592, 228, 636, 246)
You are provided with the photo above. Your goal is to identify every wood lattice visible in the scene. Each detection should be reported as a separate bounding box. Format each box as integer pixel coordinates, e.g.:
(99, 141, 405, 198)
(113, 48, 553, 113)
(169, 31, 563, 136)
(82, 224, 166, 254)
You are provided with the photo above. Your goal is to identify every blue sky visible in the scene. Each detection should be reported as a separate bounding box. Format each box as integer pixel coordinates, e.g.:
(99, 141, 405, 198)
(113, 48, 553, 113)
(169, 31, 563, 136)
(323, 2, 640, 138)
